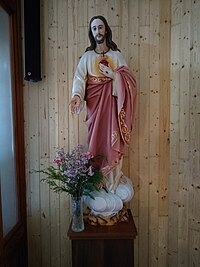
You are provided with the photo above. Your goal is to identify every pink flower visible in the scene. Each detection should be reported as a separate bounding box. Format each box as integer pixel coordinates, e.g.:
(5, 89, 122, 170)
(53, 158, 62, 164)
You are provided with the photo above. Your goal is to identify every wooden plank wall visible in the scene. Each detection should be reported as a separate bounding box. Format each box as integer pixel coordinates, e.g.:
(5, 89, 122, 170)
(169, 0, 200, 266)
(23, 0, 200, 266)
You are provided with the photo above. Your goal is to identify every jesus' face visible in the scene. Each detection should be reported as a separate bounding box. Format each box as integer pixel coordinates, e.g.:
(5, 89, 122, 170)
(91, 18, 106, 44)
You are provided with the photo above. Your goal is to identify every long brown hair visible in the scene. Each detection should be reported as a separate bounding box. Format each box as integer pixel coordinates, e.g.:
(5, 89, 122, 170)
(85, 15, 120, 52)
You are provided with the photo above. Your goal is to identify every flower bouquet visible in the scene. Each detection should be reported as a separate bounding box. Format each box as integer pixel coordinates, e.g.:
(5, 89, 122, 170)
(37, 144, 103, 232)
(38, 144, 103, 198)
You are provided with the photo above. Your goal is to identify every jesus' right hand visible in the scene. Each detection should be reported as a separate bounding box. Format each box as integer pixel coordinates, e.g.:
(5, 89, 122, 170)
(69, 95, 81, 114)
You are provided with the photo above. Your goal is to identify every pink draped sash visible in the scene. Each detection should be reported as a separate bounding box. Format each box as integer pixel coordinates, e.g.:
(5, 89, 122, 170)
(85, 66, 136, 177)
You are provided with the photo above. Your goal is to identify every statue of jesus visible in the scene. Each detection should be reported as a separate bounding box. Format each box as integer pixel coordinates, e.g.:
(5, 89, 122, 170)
(69, 15, 137, 219)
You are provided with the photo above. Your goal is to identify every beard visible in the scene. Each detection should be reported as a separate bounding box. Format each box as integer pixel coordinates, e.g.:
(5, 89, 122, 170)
(95, 34, 106, 44)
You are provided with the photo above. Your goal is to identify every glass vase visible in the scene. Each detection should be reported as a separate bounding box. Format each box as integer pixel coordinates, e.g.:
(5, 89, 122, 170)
(71, 196, 85, 232)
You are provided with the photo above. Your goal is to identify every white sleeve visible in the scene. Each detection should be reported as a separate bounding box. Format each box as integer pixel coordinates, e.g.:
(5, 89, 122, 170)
(112, 51, 128, 96)
(72, 53, 87, 101)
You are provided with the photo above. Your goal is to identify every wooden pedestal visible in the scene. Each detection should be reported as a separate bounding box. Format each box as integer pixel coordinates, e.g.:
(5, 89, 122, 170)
(67, 209, 137, 267)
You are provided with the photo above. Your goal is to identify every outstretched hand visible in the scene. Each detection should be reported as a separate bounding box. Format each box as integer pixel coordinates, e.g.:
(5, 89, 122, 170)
(69, 95, 81, 114)
(99, 63, 115, 79)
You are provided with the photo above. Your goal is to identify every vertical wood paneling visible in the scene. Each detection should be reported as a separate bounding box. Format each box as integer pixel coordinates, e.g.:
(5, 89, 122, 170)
(26, 82, 41, 267)
(120, 0, 129, 60)
(57, 1, 71, 266)
(68, 0, 79, 150)
(128, 1, 140, 266)
(168, 1, 181, 265)
(87, 0, 96, 22)
(149, 0, 160, 266)
(169, 1, 200, 267)
(128, 0, 139, 212)
(23, 0, 200, 266)
(190, 0, 200, 218)
(159, 0, 170, 217)
(188, 1, 200, 267)
(178, 1, 191, 265)
(77, 0, 88, 147)
(39, 1, 51, 266)
(47, 0, 61, 265)
(94, 0, 108, 18)
(158, 0, 170, 264)
(188, 227, 200, 266)
(108, 1, 121, 47)
(138, 24, 150, 267)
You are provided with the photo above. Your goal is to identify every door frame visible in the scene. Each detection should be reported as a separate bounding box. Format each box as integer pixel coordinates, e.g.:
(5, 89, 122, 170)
(0, 0, 27, 266)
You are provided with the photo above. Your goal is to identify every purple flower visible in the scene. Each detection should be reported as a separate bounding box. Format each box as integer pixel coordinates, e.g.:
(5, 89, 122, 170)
(40, 144, 103, 197)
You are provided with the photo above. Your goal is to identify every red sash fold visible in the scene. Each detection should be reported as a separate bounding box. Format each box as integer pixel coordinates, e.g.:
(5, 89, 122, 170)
(85, 67, 136, 176)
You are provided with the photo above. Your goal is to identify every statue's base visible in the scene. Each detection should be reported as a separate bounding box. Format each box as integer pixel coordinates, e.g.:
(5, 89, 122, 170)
(84, 206, 129, 226)
(68, 209, 137, 267)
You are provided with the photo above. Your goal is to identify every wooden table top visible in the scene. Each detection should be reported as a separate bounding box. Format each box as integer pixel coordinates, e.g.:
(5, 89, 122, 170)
(67, 209, 137, 240)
